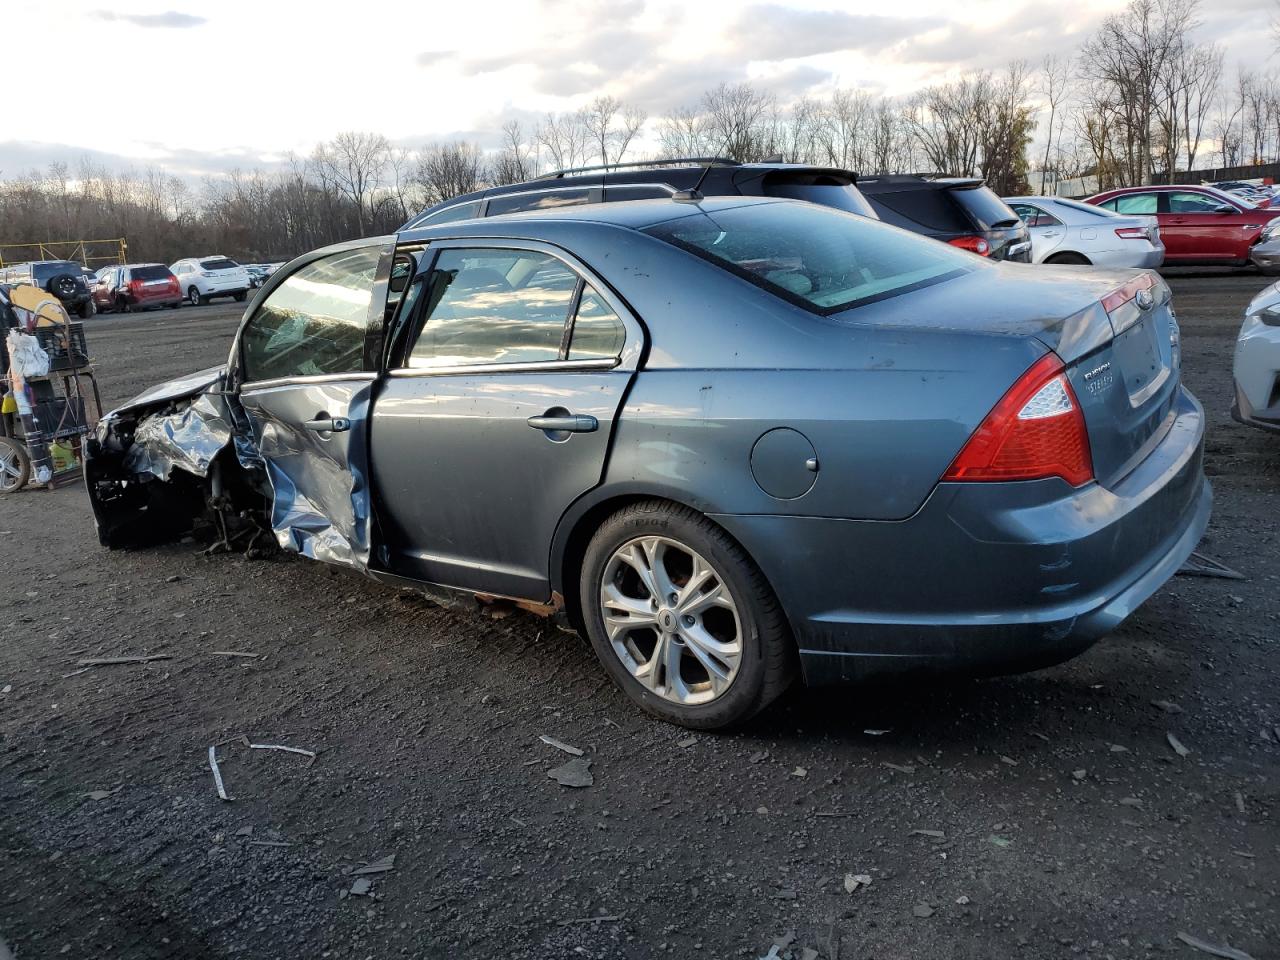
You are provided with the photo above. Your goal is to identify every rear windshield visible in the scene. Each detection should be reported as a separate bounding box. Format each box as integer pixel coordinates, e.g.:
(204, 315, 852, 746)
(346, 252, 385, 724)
(32, 262, 82, 281)
(950, 187, 1021, 229)
(132, 265, 171, 280)
(763, 179, 878, 219)
(643, 201, 972, 315)
(200, 258, 239, 271)
(865, 188, 972, 233)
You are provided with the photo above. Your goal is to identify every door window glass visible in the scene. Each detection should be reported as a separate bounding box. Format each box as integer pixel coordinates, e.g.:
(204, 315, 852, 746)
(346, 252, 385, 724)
(1113, 193, 1157, 215)
(240, 246, 381, 382)
(1168, 191, 1229, 213)
(408, 249, 577, 368)
(568, 287, 625, 360)
(1011, 204, 1062, 228)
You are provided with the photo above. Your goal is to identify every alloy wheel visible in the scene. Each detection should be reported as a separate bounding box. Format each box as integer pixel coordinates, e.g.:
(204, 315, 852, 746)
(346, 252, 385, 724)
(0, 443, 26, 493)
(599, 535, 742, 705)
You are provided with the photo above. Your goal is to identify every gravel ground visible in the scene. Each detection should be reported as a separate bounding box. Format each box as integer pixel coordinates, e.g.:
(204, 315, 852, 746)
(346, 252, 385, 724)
(1, 275, 1277, 960)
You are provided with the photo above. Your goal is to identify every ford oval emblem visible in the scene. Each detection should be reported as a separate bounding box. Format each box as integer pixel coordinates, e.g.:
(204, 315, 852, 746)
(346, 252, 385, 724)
(1135, 288, 1155, 310)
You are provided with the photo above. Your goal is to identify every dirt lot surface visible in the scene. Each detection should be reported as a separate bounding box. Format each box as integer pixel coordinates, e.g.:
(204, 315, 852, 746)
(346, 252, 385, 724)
(2, 277, 1278, 960)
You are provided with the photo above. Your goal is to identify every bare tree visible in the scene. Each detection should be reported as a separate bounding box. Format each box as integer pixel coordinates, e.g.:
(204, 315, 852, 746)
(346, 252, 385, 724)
(656, 105, 708, 158)
(490, 121, 534, 185)
(313, 131, 390, 236)
(700, 82, 777, 161)
(1038, 55, 1072, 193)
(614, 105, 648, 165)
(583, 96, 621, 166)
(536, 111, 590, 172)
(413, 142, 485, 205)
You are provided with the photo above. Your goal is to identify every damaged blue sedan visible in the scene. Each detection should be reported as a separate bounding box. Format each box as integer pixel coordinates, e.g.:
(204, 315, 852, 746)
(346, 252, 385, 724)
(87, 197, 1211, 728)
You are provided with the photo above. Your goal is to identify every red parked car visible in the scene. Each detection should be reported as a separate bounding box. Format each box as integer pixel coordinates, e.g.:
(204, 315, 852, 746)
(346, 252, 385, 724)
(91, 263, 183, 312)
(1086, 185, 1280, 268)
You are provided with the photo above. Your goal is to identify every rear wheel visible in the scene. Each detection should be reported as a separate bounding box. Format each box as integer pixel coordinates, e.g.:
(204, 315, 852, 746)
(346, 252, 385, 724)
(115, 295, 130, 314)
(233, 291, 247, 302)
(1045, 251, 1091, 265)
(579, 500, 794, 729)
(78, 300, 96, 319)
(0, 437, 30, 494)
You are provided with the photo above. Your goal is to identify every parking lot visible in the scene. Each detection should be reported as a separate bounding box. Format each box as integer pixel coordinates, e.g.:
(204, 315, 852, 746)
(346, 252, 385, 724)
(1, 273, 1277, 959)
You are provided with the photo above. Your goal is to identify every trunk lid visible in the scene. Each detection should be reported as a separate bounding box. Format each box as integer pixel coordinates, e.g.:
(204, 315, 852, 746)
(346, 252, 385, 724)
(839, 261, 1179, 489)
(1063, 273, 1180, 489)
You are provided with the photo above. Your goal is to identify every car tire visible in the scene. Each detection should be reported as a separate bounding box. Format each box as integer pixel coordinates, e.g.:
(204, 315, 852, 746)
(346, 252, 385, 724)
(78, 300, 96, 319)
(115, 296, 129, 314)
(1045, 252, 1091, 265)
(579, 500, 795, 729)
(234, 291, 247, 302)
(188, 287, 206, 307)
(167, 301, 181, 309)
(0, 436, 31, 494)
(46, 274, 80, 301)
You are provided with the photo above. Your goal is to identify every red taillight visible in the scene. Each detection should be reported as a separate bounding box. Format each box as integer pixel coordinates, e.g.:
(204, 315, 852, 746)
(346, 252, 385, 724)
(943, 353, 1093, 487)
(129, 278, 143, 293)
(947, 235, 991, 256)
(1114, 227, 1147, 240)
(1100, 272, 1155, 314)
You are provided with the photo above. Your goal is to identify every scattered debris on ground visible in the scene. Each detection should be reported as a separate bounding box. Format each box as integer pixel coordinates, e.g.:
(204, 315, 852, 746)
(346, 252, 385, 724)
(538, 735, 583, 756)
(547, 757, 593, 788)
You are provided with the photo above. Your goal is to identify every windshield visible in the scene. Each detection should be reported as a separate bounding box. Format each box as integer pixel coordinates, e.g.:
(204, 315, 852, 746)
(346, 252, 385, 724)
(951, 187, 1022, 229)
(200, 258, 240, 271)
(643, 200, 973, 315)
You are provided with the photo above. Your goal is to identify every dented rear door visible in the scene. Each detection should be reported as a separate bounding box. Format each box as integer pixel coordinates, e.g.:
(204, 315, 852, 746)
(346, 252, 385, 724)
(233, 240, 393, 568)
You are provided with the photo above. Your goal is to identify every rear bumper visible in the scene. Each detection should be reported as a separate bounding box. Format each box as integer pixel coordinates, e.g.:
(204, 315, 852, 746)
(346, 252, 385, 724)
(712, 386, 1210, 684)
(1087, 246, 1165, 270)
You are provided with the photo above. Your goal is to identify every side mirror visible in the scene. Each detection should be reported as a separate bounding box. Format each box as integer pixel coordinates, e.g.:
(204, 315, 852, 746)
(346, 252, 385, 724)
(1214, 204, 1236, 214)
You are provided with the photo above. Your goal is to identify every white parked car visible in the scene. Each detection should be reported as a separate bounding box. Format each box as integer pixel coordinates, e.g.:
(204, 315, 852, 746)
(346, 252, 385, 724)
(1003, 196, 1164, 268)
(1233, 280, 1280, 434)
(169, 256, 251, 306)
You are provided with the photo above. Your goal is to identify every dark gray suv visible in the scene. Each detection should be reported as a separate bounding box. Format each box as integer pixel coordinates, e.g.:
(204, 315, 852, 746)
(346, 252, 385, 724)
(0, 260, 96, 318)
(401, 158, 880, 229)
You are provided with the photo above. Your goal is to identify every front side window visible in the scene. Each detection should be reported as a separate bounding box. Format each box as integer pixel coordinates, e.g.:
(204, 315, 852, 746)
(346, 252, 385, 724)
(419, 200, 482, 225)
(1168, 191, 1231, 214)
(408, 249, 577, 368)
(644, 201, 973, 315)
(1113, 193, 1157, 215)
(240, 246, 381, 382)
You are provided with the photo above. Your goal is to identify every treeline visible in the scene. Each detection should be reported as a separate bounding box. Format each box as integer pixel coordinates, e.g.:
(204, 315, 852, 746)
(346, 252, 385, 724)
(0, 0, 1275, 265)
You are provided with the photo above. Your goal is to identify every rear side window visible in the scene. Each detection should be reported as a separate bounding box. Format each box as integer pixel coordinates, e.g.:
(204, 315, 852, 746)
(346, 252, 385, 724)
(132, 265, 171, 281)
(1113, 194, 1157, 215)
(644, 201, 973, 315)
(568, 288, 624, 361)
(865, 189, 971, 232)
(201, 258, 239, 270)
(486, 190, 589, 217)
(1010, 203, 1062, 228)
(950, 187, 1020, 229)
(241, 247, 380, 382)
(408, 249, 576, 368)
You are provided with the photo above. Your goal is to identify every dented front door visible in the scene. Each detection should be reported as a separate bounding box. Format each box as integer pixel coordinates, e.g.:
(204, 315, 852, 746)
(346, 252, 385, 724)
(233, 241, 392, 568)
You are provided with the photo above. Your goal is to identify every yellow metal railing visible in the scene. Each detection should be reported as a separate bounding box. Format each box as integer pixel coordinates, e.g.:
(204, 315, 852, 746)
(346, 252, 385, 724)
(0, 238, 127, 269)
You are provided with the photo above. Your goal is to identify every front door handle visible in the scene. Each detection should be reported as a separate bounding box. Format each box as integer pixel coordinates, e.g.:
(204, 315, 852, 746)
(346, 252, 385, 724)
(527, 414, 598, 433)
(304, 416, 351, 433)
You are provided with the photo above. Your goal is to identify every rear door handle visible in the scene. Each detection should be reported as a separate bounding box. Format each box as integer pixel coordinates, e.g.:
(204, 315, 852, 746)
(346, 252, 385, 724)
(304, 416, 351, 433)
(527, 414, 598, 433)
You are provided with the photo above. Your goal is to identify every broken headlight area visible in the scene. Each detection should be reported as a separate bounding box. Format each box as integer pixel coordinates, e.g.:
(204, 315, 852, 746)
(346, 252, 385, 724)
(87, 394, 272, 553)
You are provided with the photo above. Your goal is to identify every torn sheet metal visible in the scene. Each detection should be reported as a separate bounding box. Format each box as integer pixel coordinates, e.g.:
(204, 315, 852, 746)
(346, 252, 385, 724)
(124, 392, 234, 481)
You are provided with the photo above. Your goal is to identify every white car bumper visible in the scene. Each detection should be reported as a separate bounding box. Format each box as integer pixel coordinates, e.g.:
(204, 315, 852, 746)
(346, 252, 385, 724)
(1233, 307, 1280, 433)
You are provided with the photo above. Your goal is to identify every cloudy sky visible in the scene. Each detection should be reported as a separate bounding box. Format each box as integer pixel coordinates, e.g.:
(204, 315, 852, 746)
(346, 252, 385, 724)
(3, 0, 1273, 179)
